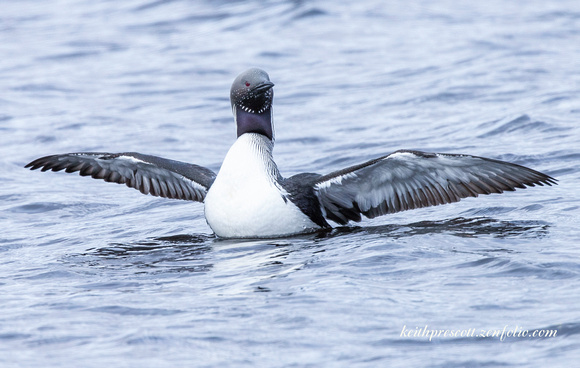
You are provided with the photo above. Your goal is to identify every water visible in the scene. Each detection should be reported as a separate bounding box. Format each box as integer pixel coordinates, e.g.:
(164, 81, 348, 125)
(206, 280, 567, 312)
(1, 0, 580, 366)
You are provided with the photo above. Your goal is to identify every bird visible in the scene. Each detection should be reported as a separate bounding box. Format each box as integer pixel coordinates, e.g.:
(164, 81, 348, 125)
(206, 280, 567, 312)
(25, 68, 557, 238)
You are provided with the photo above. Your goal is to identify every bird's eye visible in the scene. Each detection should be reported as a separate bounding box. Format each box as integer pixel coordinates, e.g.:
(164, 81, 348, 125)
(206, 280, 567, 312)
(245, 82, 250, 87)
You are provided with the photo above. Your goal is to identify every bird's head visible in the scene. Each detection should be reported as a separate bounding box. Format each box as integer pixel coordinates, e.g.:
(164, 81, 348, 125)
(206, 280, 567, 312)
(230, 68, 275, 140)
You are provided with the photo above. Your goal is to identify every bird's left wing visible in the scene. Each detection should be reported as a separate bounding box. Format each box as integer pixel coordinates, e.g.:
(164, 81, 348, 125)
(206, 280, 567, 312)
(25, 152, 216, 202)
(314, 150, 557, 225)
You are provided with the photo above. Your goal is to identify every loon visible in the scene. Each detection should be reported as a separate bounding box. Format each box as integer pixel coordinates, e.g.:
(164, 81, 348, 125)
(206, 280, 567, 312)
(25, 68, 557, 238)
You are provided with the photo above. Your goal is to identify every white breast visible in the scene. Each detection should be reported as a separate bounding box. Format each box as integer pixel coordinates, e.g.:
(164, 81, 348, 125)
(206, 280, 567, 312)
(204, 133, 318, 238)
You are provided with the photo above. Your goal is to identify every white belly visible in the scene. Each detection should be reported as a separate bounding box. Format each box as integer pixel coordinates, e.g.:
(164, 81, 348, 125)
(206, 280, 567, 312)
(204, 134, 318, 238)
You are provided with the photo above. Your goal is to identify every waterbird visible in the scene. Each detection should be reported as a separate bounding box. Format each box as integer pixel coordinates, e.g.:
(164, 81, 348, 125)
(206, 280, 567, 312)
(25, 68, 557, 238)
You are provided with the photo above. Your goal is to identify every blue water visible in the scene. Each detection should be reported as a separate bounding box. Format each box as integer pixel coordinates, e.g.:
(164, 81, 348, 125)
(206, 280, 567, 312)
(2, 0, 580, 366)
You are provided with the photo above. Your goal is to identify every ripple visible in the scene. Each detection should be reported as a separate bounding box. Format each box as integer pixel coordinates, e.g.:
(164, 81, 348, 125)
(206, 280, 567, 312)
(0, 332, 32, 341)
(483, 261, 580, 280)
(21, 270, 79, 280)
(478, 114, 570, 138)
(38, 51, 101, 60)
(463, 206, 518, 216)
(552, 322, 580, 337)
(12, 84, 77, 93)
(10, 202, 67, 214)
(292, 8, 327, 20)
(87, 305, 183, 316)
(0, 114, 13, 122)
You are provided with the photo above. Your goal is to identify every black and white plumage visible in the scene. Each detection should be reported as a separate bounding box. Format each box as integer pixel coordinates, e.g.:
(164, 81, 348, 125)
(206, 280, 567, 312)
(25, 152, 215, 202)
(311, 150, 556, 225)
(26, 68, 556, 238)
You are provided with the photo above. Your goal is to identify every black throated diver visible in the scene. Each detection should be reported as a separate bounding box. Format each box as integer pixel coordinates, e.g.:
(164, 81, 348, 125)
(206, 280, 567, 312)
(25, 68, 557, 238)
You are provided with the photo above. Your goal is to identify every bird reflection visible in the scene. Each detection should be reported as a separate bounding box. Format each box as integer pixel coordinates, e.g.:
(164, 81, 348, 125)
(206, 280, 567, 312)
(72, 217, 549, 281)
(319, 217, 550, 239)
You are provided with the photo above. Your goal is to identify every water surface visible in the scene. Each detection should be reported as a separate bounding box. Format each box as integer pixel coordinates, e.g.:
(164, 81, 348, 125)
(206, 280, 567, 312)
(1, 0, 580, 366)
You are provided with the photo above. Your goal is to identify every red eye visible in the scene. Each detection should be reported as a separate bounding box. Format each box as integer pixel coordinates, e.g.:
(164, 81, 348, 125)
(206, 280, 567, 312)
(245, 82, 250, 87)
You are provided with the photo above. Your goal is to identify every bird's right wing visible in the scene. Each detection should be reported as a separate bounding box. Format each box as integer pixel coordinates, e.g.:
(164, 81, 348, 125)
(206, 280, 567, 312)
(314, 150, 557, 225)
(25, 152, 217, 202)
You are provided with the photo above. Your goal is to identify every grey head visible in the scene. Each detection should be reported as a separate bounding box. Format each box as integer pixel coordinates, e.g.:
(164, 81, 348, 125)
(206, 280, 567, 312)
(230, 68, 275, 140)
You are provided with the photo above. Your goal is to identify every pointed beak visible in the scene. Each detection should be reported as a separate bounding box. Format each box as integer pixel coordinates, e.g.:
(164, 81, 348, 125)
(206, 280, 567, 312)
(251, 81, 275, 94)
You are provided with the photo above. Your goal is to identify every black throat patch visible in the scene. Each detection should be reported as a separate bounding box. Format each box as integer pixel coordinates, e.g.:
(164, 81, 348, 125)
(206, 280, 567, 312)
(236, 106, 273, 140)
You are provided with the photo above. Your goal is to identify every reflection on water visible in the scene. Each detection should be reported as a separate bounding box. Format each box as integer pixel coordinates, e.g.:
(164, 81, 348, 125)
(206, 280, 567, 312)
(321, 216, 550, 239)
(95, 234, 214, 258)
(68, 234, 214, 274)
(68, 217, 550, 276)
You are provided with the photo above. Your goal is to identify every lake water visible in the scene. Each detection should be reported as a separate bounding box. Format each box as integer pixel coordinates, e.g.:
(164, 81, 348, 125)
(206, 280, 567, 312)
(1, 0, 580, 366)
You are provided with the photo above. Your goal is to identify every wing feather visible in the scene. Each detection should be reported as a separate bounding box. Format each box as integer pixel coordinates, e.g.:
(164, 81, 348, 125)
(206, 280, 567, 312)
(25, 152, 217, 202)
(315, 149, 557, 225)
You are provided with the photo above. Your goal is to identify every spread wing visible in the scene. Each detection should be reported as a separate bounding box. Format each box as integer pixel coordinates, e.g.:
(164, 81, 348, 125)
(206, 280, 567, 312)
(314, 150, 557, 225)
(25, 152, 217, 202)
